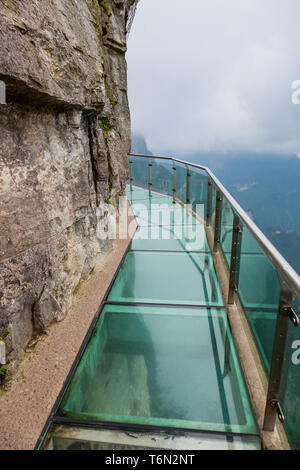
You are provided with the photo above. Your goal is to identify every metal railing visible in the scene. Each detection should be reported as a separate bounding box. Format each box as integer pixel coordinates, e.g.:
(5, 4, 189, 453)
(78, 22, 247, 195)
(129, 152, 300, 435)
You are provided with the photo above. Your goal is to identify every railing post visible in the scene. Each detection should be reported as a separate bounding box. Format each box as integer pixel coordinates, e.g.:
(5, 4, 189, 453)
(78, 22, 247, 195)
(173, 162, 176, 204)
(263, 283, 299, 431)
(148, 160, 152, 197)
(129, 158, 133, 191)
(228, 213, 243, 304)
(206, 178, 212, 227)
(186, 164, 190, 204)
(213, 190, 223, 252)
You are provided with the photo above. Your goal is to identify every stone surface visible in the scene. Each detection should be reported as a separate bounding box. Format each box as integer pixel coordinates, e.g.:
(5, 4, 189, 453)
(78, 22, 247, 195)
(0, 220, 136, 450)
(0, 0, 137, 366)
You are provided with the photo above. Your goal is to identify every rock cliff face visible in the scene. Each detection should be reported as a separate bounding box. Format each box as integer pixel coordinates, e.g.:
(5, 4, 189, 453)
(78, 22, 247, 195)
(0, 0, 137, 366)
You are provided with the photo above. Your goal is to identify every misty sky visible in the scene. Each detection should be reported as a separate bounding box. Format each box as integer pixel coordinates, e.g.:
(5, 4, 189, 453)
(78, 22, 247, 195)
(127, 0, 300, 157)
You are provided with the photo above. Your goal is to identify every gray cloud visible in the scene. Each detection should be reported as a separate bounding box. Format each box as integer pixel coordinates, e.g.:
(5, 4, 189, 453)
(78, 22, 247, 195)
(127, 0, 300, 156)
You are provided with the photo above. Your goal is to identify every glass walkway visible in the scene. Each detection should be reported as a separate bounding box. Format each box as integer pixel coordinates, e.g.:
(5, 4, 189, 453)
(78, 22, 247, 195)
(38, 153, 300, 450)
(38, 182, 261, 450)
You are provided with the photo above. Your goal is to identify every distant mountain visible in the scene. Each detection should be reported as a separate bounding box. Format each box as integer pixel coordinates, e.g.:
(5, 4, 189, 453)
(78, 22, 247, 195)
(211, 154, 300, 233)
(131, 132, 153, 155)
(265, 227, 300, 275)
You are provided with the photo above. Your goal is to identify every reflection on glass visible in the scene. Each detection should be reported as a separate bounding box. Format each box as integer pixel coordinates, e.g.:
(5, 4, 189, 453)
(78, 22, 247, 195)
(130, 156, 149, 190)
(131, 224, 209, 252)
(133, 205, 203, 227)
(41, 424, 261, 450)
(175, 163, 188, 203)
(234, 222, 280, 381)
(108, 251, 224, 306)
(220, 199, 233, 260)
(151, 158, 173, 196)
(189, 168, 208, 216)
(58, 305, 257, 435)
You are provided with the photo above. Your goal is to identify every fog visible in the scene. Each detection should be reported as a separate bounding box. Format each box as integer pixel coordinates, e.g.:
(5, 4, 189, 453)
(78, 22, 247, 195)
(127, 0, 300, 156)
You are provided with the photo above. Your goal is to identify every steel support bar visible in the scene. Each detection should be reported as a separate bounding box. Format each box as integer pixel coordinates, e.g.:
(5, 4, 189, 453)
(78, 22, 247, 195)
(148, 161, 152, 196)
(263, 285, 298, 431)
(206, 178, 212, 227)
(129, 158, 133, 191)
(186, 164, 190, 204)
(213, 190, 223, 252)
(228, 213, 243, 304)
(173, 162, 176, 203)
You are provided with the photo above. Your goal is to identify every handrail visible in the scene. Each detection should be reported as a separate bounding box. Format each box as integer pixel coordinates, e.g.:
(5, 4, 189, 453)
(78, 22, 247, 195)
(129, 152, 300, 302)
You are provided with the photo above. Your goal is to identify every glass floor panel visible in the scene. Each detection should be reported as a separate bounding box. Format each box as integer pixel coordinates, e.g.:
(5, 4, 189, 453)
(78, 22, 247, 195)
(131, 224, 210, 252)
(129, 196, 177, 210)
(127, 185, 205, 227)
(126, 186, 168, 201)
(108, 251, 224, 306)
(134, 210, 202, 227)
(131, 201, 185, 216)
(42, 425, 261, 450)
(57, 305, 258, 436)
(39, 182, 260, 449)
